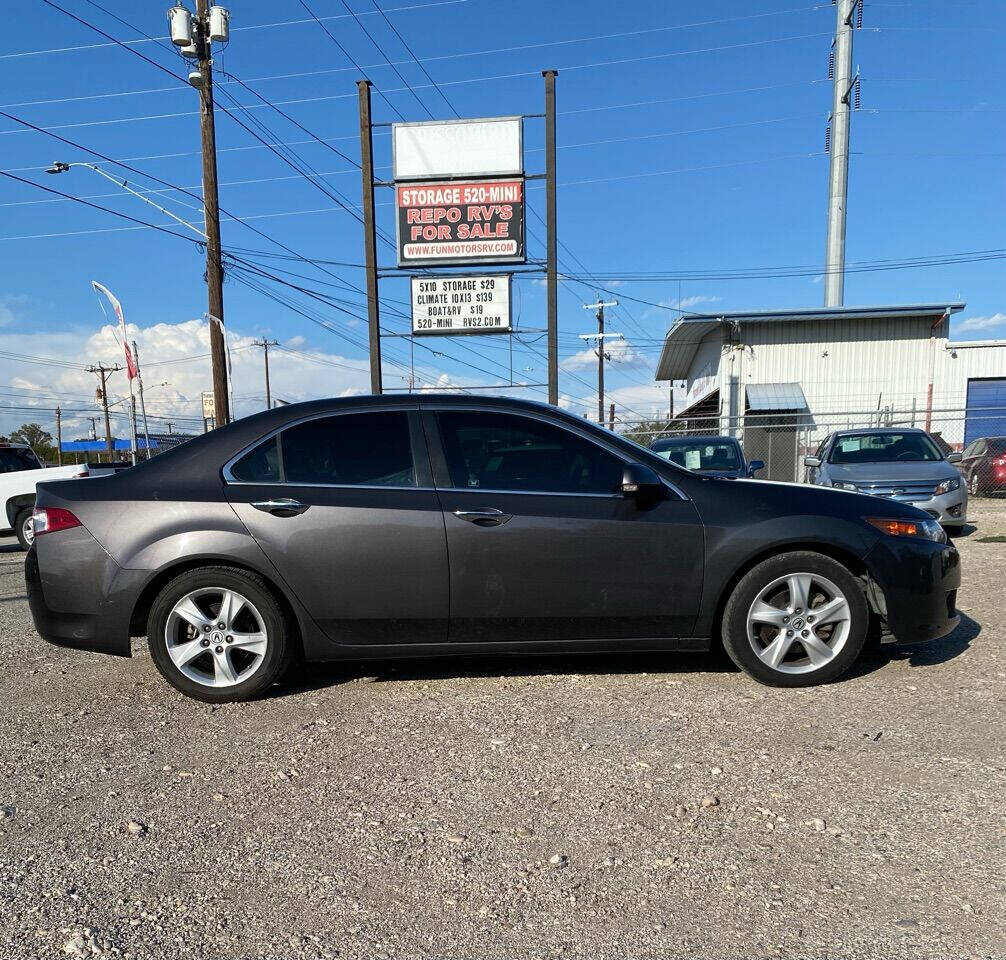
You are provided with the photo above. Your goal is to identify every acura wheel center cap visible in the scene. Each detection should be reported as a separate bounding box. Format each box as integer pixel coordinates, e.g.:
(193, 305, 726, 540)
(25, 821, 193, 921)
(211, 631, 224, 644)
(792, 617, 805, 630)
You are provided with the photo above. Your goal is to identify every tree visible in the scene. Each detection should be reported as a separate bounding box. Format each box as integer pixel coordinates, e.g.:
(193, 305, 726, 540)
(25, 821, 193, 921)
(9, 423, 52, 449)
(621, 418, 674, 448)
(6, 422, 58, 464)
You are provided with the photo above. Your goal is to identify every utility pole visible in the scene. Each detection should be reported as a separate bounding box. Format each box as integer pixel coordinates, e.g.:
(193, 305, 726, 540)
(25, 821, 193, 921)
(357, 80, 382, 395)
(543, 70, 559, 405)
(87, 364, 122, 459)
(253, 338, 279, 409)
(608, 401, 615, 432)
(169, 2, 231, 424)
(55, 406, 62, 466)
(132, 340, 152, 458)
(580, 299, 619, 426)
(824, 0, 860, 307)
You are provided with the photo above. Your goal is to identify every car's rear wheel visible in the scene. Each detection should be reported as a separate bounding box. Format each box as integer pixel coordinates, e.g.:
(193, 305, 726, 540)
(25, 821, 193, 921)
(722, 551, 868, 687)
(968, 472, 981, 497)
(15, 506, 34, 551)
(147, 566, 294, 702)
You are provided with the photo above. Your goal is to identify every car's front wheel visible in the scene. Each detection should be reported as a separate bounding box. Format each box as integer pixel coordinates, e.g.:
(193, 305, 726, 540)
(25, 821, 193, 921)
(722, 551, 868, 687)
(968, 472, 981, 497)
(147, 566, 295, 702)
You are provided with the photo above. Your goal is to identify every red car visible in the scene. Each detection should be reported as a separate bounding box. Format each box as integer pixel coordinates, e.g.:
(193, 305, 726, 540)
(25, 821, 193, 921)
(958, 436, 1006, 496)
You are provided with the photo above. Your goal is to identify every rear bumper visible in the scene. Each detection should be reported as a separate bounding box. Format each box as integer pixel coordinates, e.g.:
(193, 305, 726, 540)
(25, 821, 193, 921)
(25, 530, 139, 658)
(866, 536, 961, 644)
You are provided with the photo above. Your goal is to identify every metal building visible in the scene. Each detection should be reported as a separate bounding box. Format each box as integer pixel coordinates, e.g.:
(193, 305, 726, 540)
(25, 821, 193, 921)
(654, 302, 1006, 480)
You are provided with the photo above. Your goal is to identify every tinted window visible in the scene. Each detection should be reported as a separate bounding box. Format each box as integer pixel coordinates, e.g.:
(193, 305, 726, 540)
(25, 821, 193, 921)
(437, 411, 624, 494)
(229, 412, 416, 486)
(230, 435, 281, 483)
(282, 411, 415, 486)
(0, 447, 42, 472)
(828, 432, 942, 464)
(652, 439, 741, 471)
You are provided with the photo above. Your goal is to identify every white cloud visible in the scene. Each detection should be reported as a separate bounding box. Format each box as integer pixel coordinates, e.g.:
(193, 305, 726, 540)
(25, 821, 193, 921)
(642, 294, 722, 319)
(955, 312, 1006, 333)
(562, 337, 648, 372)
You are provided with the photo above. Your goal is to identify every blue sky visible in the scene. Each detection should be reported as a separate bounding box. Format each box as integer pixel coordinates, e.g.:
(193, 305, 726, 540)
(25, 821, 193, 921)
(0, 0, 1004, 436)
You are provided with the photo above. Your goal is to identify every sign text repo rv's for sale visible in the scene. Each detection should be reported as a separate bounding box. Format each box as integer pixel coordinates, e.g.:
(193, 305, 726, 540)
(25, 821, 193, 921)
(396, 179, 525, 266)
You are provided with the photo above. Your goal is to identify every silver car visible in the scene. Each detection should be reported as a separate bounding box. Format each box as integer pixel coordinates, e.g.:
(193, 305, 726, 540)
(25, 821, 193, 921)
(804, 428, 967, 531)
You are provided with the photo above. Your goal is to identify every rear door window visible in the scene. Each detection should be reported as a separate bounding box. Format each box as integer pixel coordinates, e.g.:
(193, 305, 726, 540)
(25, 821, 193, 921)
(0, 447, 42, 472)
(436, 410, 624, 494)
(229, 411, 417, 487)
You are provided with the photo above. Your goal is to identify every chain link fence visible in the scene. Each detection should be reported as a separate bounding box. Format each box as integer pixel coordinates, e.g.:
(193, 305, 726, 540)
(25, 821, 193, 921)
(618, 404, 1006, 493)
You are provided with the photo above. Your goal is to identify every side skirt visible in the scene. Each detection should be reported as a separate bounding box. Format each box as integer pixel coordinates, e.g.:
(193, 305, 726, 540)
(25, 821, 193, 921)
(302, 634, 710, 662)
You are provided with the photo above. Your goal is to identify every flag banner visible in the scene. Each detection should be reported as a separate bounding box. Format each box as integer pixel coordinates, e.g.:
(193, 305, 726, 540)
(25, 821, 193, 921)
(92, 280, 138, 380)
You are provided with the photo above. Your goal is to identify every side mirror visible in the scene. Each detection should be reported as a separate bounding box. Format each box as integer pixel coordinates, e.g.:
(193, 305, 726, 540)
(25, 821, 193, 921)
(946, 452, 962, 463)
(620, 462, 664, 501)
(803, 456, 821, 468)
(747, 459, 765, 477)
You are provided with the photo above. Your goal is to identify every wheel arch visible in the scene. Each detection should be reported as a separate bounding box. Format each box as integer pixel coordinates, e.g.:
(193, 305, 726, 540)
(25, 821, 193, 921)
(129, 556, 305, 653)
(709, 541, 877, 648)
(5, 493, 35, 529)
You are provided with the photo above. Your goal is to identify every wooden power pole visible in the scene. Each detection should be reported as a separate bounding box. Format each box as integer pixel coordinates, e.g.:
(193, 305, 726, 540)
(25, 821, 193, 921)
(254, 338, 279, 409)
(195, 0, 230, 426)
(87, 363, 122, 459)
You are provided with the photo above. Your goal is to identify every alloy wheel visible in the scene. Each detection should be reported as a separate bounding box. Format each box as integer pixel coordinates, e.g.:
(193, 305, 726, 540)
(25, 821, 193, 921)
(164, 588, 268, 688)
(746, 572, 851, 675)
(22, 515, 34, 546)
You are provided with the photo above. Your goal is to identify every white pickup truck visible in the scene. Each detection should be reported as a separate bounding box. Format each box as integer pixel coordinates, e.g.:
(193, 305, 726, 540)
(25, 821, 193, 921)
(0, 444, 88, 549)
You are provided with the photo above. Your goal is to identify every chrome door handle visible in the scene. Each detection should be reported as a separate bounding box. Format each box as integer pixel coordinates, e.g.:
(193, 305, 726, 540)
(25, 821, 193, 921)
(251, 498, 309, 516)
(453, 508, 511, 526)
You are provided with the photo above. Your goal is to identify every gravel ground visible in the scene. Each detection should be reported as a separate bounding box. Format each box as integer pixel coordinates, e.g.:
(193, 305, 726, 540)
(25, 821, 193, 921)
(1, 502, 1004, 960)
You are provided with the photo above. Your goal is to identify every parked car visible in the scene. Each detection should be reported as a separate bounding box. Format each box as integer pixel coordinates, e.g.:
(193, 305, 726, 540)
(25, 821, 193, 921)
(649, 435, 764, 478)
(804, 428, 967, 531)
(0, 443, 88, 549)
(956, 436, 1006, 497)
(28, 396, 959, 702)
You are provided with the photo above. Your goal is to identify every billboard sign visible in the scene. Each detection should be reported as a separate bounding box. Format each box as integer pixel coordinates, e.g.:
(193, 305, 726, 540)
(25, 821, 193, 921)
(411, 274, 511, 336)
(392, 117, 522, 181)
(396, 179, 525, 267)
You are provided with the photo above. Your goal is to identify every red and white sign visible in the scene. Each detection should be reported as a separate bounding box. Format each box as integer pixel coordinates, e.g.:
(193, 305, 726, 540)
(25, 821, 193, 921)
(396, 179, 525, 267)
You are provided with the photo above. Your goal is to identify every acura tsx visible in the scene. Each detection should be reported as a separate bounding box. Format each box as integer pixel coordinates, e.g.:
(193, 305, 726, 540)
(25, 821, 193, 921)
(26, 396, 961, 702)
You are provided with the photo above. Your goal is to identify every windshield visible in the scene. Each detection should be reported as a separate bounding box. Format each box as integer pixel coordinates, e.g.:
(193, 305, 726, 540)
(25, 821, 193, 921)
(828, 432, 942, 464)
(0, 447, 42, 472)
(652, 439, 741, 471)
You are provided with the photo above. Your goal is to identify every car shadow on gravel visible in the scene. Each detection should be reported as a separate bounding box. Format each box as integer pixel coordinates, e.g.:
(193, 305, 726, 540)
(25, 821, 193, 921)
(276, 615, 979, 697)
(279, 648, 743, 697)
(844, 612, 979, 679)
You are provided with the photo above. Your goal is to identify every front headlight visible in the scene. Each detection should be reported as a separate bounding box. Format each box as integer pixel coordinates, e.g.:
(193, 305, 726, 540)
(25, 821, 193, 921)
(866, 516, 947, 543)
(935, 476, 961, 495)
(831, 481, 858, 491)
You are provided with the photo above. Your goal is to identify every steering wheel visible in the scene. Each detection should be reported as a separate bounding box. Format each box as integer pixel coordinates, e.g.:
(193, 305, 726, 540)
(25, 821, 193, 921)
(895, 451, 921, 461)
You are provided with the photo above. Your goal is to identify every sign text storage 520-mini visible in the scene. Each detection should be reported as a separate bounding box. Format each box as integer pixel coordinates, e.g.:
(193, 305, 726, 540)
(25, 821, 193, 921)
(396, 179, 525, 266)
(410, 275, 511, 335)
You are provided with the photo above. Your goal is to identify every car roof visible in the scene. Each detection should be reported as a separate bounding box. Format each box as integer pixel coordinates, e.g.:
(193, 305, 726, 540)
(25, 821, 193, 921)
(831, 427, 927, 437)
(651, 434, 736, 446)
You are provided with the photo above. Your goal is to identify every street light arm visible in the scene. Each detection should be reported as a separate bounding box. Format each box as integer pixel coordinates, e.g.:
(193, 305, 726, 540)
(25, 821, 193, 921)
(60, 162, 208, 240)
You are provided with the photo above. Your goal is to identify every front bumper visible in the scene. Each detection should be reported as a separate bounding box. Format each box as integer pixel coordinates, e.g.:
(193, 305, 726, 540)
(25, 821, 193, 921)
(865, 535, 961, 644)
(906, 485, 968, 526)
(25, 529, 139, 658)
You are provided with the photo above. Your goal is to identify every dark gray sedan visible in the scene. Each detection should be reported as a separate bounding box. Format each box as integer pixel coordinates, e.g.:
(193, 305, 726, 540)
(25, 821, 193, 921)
(650, 435, 764, 479)
(27, 396, 960, 702)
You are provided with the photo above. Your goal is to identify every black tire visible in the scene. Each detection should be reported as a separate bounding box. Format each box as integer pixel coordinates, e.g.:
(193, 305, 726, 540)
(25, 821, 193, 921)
(14, 506, 34, 551)
(721, 551, 868, 688)
(147, 566, 295, 703)
(968, 472, 981, 498)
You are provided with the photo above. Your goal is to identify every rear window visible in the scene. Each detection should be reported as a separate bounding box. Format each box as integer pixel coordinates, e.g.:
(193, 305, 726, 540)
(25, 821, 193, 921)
(0, 447, 42, 472)
(828, 432, 942, 464)
(652, 440, 741, 471)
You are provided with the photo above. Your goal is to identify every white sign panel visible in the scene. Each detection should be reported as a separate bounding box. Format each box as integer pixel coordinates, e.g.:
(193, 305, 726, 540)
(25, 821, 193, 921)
(411, 275, 511, 336)
(393, 117, 523, 180)
(201, 391, 215, 419)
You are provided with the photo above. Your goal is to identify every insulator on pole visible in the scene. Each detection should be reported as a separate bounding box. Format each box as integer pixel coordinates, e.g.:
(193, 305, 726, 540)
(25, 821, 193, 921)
(854, 78, 862, 110)
(825, 124, 831, 154)
(828, 52, 834, 79)
(856, 1, 864, 28)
